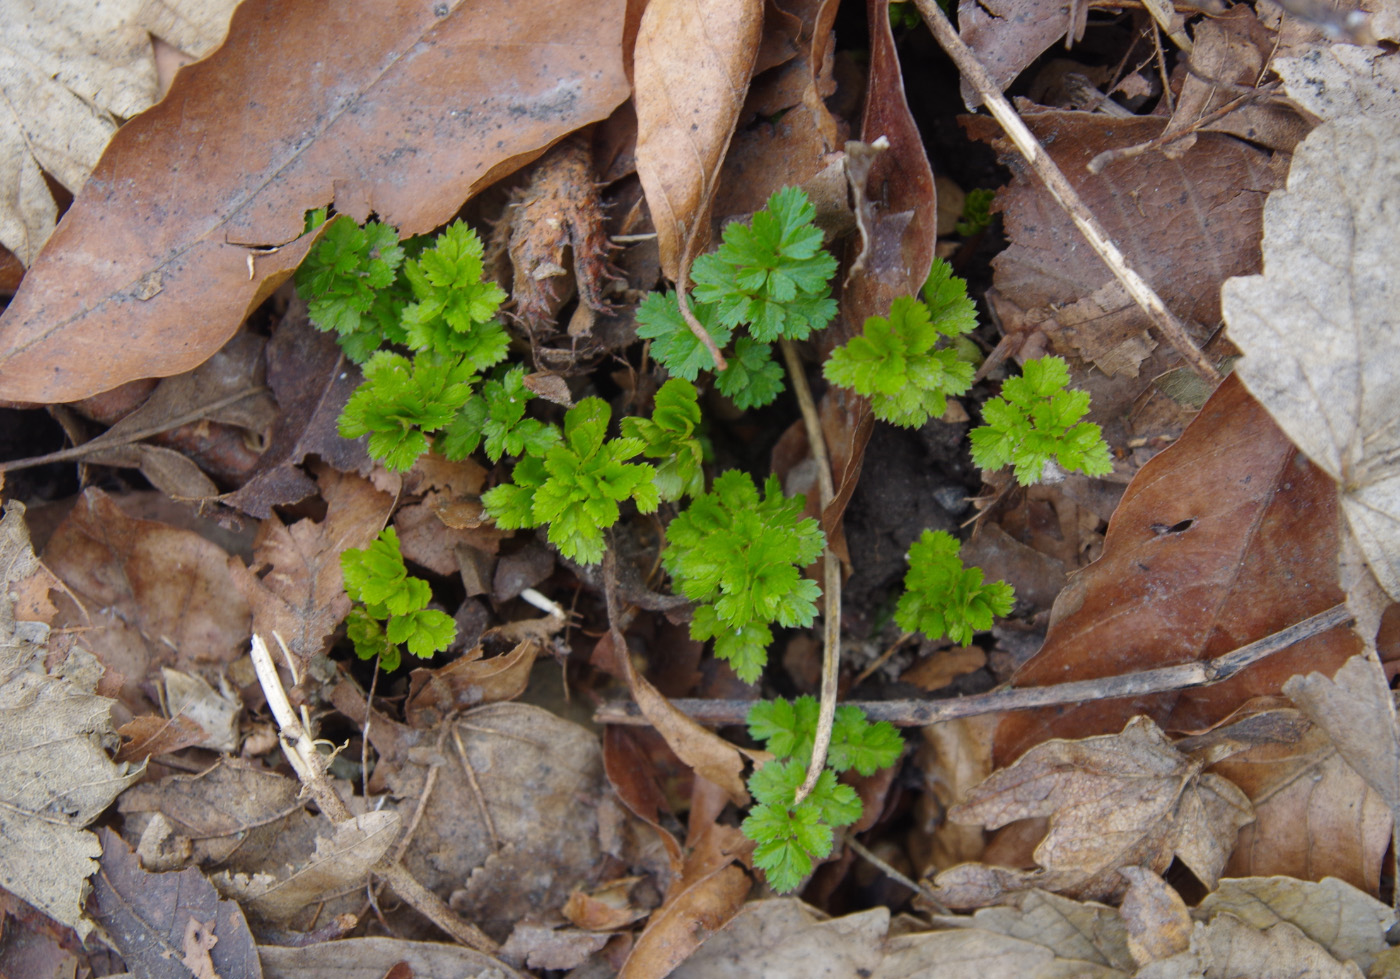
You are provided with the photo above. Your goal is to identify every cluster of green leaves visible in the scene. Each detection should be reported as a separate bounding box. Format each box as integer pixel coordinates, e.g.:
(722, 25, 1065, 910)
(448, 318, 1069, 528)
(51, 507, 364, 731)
(969, 355, 1113, 484)
(299, 214, 512, 472)
(824, 259, 978, 428)
(439, 365, 560, 464)
(956, 188, 996, 237)
(661, 470, 824, 683)
(895, 529, 1015, 646)
(483, 398, 659, 565)
(637, 187, 836, 409)
(744, 697, 903, 893)
(619, 378, 708, 502)
(341, 528, 456, 672)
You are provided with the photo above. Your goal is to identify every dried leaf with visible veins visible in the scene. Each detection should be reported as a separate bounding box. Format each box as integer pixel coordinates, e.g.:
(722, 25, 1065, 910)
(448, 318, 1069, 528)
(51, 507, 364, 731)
(931, 716, 1252, 909)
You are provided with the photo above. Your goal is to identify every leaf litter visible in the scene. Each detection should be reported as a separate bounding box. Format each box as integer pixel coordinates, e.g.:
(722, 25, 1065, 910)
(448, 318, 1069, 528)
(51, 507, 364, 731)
(2, 0, 1400, 975)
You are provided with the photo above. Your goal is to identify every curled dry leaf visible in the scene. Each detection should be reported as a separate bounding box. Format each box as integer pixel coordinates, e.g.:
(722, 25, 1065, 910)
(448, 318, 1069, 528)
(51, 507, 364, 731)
(0, 0, 631, 403)
(633, 0, 764, 280)
(1119, 866, 1192, 966)
(932, 716, 1253, 909)
(1221, 43, 1400, 601)
(0, 502, 142, 936)
(405, 639, 541, 727)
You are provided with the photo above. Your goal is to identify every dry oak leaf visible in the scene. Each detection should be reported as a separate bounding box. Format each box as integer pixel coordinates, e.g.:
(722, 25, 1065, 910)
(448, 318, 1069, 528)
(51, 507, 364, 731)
(0, 0, 238, 266)
(1221, 43, 1400, 601)
(0, 502, 141, 937)
(931, 716, 1253, 909)
(0, 0, 630, 404)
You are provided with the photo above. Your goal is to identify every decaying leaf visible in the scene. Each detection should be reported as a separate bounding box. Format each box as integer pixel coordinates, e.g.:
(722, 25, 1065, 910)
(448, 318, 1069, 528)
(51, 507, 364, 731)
(669, 899, 888, 978)
(0, 0, 238, 265)
(259, 936, 527, 979)
(0, 0, 631, 404)
(932, 716, 1253, 908)
(90, 828, 262, 979)
(633, 0, 763, 281)
(1221, 43, 1400, 601)
(0, 503, 141, 936)
(212, 810, 400, 923)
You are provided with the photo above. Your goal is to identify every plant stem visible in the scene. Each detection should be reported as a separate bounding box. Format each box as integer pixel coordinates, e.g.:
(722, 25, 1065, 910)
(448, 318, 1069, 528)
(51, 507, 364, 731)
(778, 339, 841, 806)
(595, 603, 1352, 727)
(912, 0, 1220, 385)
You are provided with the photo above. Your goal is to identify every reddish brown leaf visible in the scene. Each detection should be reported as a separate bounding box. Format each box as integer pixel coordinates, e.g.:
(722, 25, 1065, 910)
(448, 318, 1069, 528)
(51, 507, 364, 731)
(91, 828, 262, 979)
(115, 714, 208, 764)
(0, 0, 631, 403)
(404, 639, 541, 727)
(633, 0, 764, 280)
(603, 725, 685, 873)
(618, 863, 751, 979)
(995, 375, 1360, 765)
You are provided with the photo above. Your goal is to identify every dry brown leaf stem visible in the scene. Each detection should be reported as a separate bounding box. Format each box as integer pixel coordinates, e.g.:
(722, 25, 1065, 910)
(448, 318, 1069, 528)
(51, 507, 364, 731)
(779, 338, 842, 806)
(249, 634, 498, 952)
(913, 0, 1221, 385)
(0, 386, 266, 474)
(595, 603, 1351, 727)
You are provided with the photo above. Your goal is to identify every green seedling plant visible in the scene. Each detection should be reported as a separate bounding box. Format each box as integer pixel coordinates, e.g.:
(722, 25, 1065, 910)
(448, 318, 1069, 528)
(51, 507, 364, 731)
(637, 186, 836, 408)
(439, 365, 561, 464)
(341, 528, 457, 673)
(824, 258, 978, 428)
(619, 378, 708, 502)
(896, 530, 1016, 646)
(482, 397, 659, 565)
(969, 355, 1113, 484)
(955, 187, 996, 237)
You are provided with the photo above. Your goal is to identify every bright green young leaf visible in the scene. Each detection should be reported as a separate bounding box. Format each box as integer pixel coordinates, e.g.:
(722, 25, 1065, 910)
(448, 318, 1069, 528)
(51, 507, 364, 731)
(715, 337, 785, 410)
(620, 378, 708, 501)
(741, 760, 860, 893)
(437, 366, 561, 463)
(968, 355, 1113, 484)
(894, 529, 1015, 646)
(295, 216, 410, 362)
(482, 398, 658, 565)
(338, 350, 479, 471)
(401, 220, 510, 369)
(635, 291, 733, 380)
(663, 470, 824, 682)
(341, 529, 456, 670)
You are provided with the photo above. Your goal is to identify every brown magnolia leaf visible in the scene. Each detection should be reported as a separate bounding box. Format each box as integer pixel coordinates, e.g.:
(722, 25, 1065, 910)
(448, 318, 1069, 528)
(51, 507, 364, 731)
(933, 716, 1253, 908)
(212, 810, 399, 923)
(260, 936, 528, 979)
(0, 0, 631, 404)
(43, 488, 252, 717)
(995, 375, 1360, 764)
(633, 0, 763, 280)
(1221, 44, 1400, 601)
(91, 828, 262, 979)
(1199, 877, 1394, 973)
(0, 0, 238, 265)
(223, 311, 369, 518)
(1206, 710, 1390, 893)
(228, 465, 391, 670)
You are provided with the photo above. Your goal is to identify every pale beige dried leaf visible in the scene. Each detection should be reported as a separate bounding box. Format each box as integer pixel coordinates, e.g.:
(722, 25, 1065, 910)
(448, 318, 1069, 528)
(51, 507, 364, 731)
(1221, 43, 1400, 600)
(633, 0, 763, 279)
(260, 936, 527, 979)
(1284, 652, 1400, 814)
(160, 667, 238, 753)
(212, 809, 399, 922)
(919, 715, 996, 870)
(1119, 867, 1192, 966)
(1200, 877, 1393, 972)
(929, 890, 1135, 971)
(669, 899, 888, 979)
(1192, 914, 1365, 979)
(876, 927, 1128, 979)
(0, 0, 238, 264)
(0, 502, 141, 937)
(934, 717, 1252, 906)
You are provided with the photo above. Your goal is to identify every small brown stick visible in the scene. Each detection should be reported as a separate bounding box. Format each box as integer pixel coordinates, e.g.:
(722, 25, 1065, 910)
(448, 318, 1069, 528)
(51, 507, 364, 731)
(843, 832, 949, 914)
(779, 339, 842, 806)
(912, 0, 1220, 386)
(595, 604, 1352, 728)
(1087, 85, 1275, 174)
(451, 723, 500, 852)
(676, 273, 727, 371)
(249, 635, 498, 952)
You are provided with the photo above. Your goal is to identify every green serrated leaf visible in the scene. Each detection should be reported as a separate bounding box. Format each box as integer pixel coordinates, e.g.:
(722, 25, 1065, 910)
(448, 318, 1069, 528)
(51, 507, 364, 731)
(894, 529, 1015, 645)
(635, 292, 732, 379)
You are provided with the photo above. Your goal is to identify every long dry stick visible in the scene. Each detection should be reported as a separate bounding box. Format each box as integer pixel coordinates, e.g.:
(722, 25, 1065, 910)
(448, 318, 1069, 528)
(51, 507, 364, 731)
(779, 339, 842, 806)
(249, 635, 498, 952)
(595, 604, 1352, 727)
(912, 0, 1220, 385)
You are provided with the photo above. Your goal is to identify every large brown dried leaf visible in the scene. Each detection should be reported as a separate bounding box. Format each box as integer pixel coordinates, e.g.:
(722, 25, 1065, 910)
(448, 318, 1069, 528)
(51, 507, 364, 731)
(0, 0, 631, 403)
(260, 936, 527, 979)
(0, 503, 141, 937)
(618, 863, 752, 979)
(668, 900, 888, 978)
(995, 375, 1359, 764)
(228, 465, 391, 670)
(91, 828, 262, 979)
(1221, 44, 1400, 601)
(957, 0, 1071, 110)
(43, 488, 252, 716)
(933, 716, 1252, 908)
(633, 0, 763, 279)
